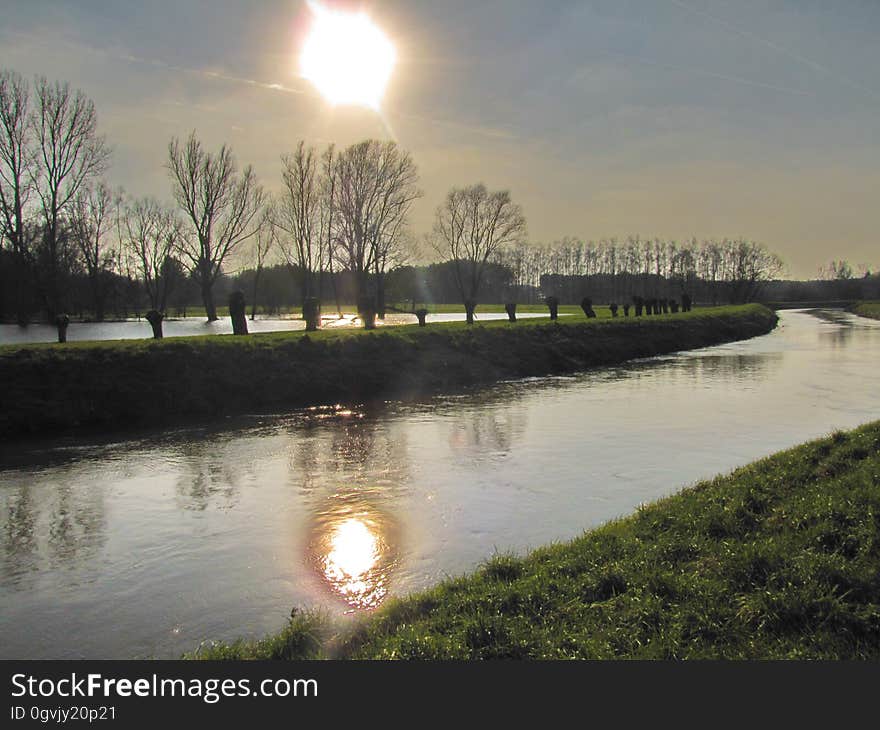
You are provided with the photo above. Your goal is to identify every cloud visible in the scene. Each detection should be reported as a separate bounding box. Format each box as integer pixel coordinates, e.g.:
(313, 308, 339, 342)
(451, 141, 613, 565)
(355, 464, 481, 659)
(668, 0, 880, 102)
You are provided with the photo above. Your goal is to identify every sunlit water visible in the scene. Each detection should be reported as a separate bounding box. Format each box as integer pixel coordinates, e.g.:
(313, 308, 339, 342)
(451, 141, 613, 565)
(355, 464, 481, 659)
(1, 309, 878, 658)
(0, 311, 559, 345)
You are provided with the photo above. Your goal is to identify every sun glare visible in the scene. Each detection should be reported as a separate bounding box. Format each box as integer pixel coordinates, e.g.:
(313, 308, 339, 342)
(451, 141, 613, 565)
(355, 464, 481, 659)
(300, 1, 396, 110)
(322, 517, 384, 607)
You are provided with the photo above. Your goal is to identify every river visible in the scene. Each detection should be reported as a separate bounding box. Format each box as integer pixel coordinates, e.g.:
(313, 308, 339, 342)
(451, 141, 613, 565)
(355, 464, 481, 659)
(1, 308, 878, 658)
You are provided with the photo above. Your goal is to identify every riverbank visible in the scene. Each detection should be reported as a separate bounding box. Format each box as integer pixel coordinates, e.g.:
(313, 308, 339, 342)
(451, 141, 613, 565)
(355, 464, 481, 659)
(848, 301, 880, 320)
(191, 419, 880, 660)
(0, 304, 776, 440)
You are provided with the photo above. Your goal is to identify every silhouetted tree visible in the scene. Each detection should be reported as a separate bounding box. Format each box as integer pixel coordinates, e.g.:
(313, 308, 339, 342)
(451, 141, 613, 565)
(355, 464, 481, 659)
(69, 181, 115, 320)
(248, 205, 276, 321)
(431, 183, 526, 324)
(31, 77, 109, 320)
(229, 290, 248, 335)
(819, 260, 854, 281)
(118, 196, 184, 313)
(145, 309, 163, 338)
(332, 140, 420, 327)
(167, 131, 265, 321)
(276, 142, 323, 309)
(0, 70, 36, 324)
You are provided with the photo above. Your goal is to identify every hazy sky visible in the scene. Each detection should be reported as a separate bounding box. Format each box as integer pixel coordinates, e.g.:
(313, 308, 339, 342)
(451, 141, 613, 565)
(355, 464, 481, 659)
(2, 0, 878, 277)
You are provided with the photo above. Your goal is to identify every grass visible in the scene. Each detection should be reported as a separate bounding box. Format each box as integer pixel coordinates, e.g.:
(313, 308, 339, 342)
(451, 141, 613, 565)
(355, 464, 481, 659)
(849, 301, 880, 321)
(189, 420, 880, 660)
(389, 302, 590, 315)
(0, 304, 777, 439)
(0, 303, 743, 354)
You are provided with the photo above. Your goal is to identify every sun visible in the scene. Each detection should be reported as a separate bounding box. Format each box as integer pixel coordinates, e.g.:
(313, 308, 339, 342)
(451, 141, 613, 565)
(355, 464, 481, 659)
(300, 1, 396, 110)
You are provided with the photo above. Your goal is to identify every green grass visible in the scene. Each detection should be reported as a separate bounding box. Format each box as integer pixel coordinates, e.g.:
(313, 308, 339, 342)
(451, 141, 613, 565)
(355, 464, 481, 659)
(389, 302, 590, 315)
(0, 303, 727, 355)
(849, 301, 880, 321)
(190, 420, 880, 660)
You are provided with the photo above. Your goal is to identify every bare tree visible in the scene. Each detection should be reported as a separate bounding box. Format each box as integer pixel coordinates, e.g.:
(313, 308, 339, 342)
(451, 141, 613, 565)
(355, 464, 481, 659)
(118, 196, 184, 312)
(320, 143, 341, 317)
(431, 183, 526, 323)
(333, 140, 421, 326)
(167, 131, 265, 321)
(248, 203, 277, 320)
(819, 260, 854, 280)
(276, 141, 322, 305)
(69, 181, 115, 320)
(0, 70, 35, 324)
(30, 77, 110, 320)
(727, 239, 784, 302)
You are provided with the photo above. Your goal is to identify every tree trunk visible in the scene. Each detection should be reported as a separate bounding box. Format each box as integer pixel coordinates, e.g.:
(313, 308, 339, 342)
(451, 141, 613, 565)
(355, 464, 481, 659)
(504, 302, 517, 322)
(376, 272, 386, 320)
(250, 267, 262, 321)
(202, 281, 218, 322)
(464, 299, 476, 325)
(93, 280, 105, 322)
(358, 295, 376, 330)
(229, 291, 248, 335)
(303, 297, 320, 331)
(55, 314, 69, 343)
(146, 310, 164, 339)
(14, 253, 30, 326)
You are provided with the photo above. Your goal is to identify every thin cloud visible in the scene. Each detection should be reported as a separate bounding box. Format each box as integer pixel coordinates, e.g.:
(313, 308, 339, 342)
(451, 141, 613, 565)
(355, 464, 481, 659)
(104, 51, 308, 97)
(393, 109, 518, 141)
(0, 28, 308, 97)
(668, 0, 880, 102)
(583, 50, 815, 98)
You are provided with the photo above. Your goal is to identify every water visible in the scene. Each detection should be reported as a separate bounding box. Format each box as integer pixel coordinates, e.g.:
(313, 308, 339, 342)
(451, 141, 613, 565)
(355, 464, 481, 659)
(0, 311, 558, 345)
(1, 309, 878, 659)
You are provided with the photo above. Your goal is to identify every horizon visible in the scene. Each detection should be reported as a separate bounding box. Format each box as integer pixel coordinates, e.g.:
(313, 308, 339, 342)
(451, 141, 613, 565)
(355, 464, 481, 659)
(2, 0, 879, 278)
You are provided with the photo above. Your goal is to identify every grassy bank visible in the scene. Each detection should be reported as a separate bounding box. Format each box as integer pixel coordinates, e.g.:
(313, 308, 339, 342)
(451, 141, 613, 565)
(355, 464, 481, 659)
(191, 420, 880, 660)
(849, 301, 880, 320)
(0, 304, 776, 440)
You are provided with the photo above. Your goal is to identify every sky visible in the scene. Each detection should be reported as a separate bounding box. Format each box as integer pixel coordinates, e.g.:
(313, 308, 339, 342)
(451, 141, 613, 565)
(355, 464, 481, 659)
(1, 0, 878, 278)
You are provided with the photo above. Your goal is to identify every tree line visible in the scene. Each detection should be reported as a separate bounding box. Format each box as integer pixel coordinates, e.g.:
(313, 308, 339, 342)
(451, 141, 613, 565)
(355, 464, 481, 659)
(3, 67, 829, 331)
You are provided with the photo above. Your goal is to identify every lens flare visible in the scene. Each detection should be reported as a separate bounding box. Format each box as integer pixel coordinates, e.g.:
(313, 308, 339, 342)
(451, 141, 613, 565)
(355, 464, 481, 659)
(300, 1, 396, 109)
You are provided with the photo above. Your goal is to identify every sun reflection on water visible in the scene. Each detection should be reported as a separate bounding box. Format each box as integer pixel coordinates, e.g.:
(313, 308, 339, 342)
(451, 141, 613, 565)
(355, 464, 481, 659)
(313, 510, 396, 610)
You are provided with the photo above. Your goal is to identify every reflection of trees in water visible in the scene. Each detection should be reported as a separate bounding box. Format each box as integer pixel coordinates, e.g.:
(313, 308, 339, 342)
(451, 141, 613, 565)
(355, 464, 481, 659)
(283, 407, 411, 498)
(1, 476, 107, 585)
(445, 403, 528, 456)
(810, 312, 855, 348)
(817, 326, 853, 349)
(3, 484, 37, 569)
(174, 449, 241, 511)
(48, 482, 106, 561)
(617, 351, 778, 389)
(807, 308, 880, 348)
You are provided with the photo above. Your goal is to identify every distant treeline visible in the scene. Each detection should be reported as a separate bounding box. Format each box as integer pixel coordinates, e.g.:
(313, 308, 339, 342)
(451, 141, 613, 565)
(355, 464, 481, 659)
(3, 251, 878, 322)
